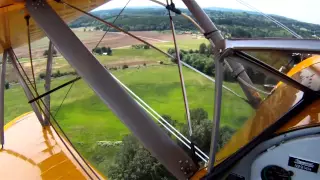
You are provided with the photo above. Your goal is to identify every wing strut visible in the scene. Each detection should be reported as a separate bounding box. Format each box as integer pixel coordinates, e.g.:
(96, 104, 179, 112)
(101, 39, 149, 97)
(7, 48, 46, 126)
(180, 0, 262, 171)
(0, 51, 8, 148)
(44, 41, 53, 124)
(26, 0, 198, 178)
(182, 0, 261, 109)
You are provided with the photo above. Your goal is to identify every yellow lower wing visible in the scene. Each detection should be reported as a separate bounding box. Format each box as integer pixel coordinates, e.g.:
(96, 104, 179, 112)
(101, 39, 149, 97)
(0, 112, 105, 179)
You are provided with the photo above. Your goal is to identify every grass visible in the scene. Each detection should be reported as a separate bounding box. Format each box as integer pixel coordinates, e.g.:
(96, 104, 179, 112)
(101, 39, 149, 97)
(4, 65, 253, 175)
(157, 38, 208, 51)
(4, 36, 250, 175)
(13, 37, 208, 83)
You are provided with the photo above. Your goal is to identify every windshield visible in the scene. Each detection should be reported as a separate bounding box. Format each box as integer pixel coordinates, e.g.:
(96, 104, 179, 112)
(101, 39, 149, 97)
(214, 52, 320, 165)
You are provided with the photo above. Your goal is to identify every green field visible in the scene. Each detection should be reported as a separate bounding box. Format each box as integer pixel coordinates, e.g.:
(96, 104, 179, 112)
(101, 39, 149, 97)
(4, 66, 253, 174)
(4, 38, 253, 175)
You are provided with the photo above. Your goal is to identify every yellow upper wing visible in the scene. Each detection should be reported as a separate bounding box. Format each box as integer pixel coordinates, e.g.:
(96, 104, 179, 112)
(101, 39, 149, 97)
(0, 0, 107, 54)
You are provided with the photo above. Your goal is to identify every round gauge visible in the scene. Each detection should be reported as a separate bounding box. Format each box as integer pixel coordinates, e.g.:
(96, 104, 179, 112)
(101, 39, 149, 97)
(261, 165, 293, 180)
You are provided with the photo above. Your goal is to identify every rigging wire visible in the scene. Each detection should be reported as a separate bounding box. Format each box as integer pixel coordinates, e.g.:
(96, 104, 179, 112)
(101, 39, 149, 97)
(28, 77, 81, 103)
(181, 61, 248, 101)
(235, 0, 302, 39)
(111, 73, 209, 160)
(57, 0, 250, 105)
(53, 81, 75, 118)
(11, 51, 99, 180)
(111, 73, 209, 161)
(60, 0, 179, 58)
(148, 0, 204, 33)
(24, 15, 38, 91)
(166, 0, 196, 159)
(54, 0, 132, 118)
(94, 0, 131, 50)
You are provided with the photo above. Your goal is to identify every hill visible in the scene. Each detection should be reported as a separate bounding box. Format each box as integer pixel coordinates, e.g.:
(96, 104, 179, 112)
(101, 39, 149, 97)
(70, 8, 320, 38)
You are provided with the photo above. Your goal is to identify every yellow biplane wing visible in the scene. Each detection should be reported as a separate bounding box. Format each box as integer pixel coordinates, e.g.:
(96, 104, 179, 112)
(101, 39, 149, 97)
(0, 0, 108, 179)
(0, 0, 107, 53)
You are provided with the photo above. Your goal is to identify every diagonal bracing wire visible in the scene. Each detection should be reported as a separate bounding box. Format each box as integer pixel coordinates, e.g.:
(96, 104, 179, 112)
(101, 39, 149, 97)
(53, 81, 75, 118)
(166, 0, 195, 158)
(54, 1, 131, 118)
(235, 0, 302, 39)
(48, 0, 260, 164)
(111, 73, 209, 162)
(24, 15, 38, 91)
(94, 0, 131, 50)
(59, 0, 249, 104)
(11, 50, 100, 179)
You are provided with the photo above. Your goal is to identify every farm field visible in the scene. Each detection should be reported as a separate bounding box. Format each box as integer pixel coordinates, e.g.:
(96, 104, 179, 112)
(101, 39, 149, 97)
(3, 30, 252, 175)
(6, 30, 206, 83)
(13, 30, 204, 58)
(4, 65, 253, 174)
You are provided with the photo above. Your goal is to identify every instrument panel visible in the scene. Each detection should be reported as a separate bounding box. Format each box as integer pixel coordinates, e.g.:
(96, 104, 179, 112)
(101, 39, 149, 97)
(250, 135, 320, 180)
(218, 128, 320, 180)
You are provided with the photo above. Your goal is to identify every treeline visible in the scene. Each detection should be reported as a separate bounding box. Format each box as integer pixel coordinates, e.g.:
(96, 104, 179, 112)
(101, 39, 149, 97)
(69, 8, 320, 38)
(132, 44, 150, 49)
(92, 46, 113, 55)
(169, 43, 273, 84)
(38, 70, 77, 79)
(107, 108, 237, 179)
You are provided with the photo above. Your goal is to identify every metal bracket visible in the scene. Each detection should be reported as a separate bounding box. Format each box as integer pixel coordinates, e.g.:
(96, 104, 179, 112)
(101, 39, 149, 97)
(179, 160, 195, 177)
(232, 66, 245, 79)
(30, 0, 45, 10)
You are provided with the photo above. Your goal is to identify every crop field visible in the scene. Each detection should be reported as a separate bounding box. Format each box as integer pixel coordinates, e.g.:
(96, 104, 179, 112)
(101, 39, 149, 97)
(13, 30, 203, 58)
(3, 30, 252, 175)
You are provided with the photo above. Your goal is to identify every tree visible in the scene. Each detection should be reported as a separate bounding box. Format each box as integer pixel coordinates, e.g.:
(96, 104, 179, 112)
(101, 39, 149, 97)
(217, 126, 236, 150)
(231, 27, 252, 38)
(106, 47, 113, 56)
(206, 44, 213, 56)
(39, 73, 46, 79)
(191, 59, 205, 72)
(167, 48, 175, 55)
(143, 45, 150, 49)
(204, 60, 215, 76)
(108, 134, 175, 180)
(123, 25, 130, 31)
(43, 49, 57, 57)
(180, 108, 236, 160)
(92, 47, 102, 55)
(199, 43, 207, 54)
(122, 64, 129, 69)
(158, 115, 179, 137)
(190, 108, 208, 124)
(5, 81, 9, 90)
(101, 46, 107, 53)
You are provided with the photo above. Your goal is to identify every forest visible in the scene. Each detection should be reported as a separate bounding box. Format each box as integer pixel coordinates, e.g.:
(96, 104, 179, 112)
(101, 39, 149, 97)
(69, 8, 320, 39)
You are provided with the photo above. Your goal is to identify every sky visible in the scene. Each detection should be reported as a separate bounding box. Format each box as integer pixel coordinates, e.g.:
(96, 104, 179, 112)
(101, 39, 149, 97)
(94, 0, 320, 25)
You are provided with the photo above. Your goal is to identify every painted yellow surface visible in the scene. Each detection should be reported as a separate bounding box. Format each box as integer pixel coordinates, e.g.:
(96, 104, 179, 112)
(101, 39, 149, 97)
(0, 0, 108, 53)
(214, 55, 320, 165)
(191, 167, 208, 180)
(0, 112, 105, 179)
(192, 55, 320, 179)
